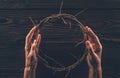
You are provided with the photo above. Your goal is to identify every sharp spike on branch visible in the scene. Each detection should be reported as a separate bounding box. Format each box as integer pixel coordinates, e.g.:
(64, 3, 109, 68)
(59, 0, 63, 14)
(75, 8, 88, 16)
(29, 17, 37, 26)
(65, 70, 70, 78)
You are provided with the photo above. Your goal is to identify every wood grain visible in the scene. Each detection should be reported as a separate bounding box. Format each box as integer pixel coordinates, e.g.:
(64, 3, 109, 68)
(0, 8, 120, 78)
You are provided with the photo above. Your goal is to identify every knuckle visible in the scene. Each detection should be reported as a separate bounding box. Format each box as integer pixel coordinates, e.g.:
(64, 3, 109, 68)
(100, 45, 102, 50)
(99, 43, 102, 50)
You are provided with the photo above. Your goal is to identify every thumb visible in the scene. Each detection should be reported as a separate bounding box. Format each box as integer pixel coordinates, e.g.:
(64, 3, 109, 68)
(85, 40, 98, 60)
(86, 53, 93, 68)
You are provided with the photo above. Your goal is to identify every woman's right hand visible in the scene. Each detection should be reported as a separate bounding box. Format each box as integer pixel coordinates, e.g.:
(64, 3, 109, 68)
(85, 26, 102, 78)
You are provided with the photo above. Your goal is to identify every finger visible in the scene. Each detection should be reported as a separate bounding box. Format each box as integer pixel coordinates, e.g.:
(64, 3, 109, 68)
(33, 48, 38, 63)
(27, 40, 36, 58)
(34, 28, 40, 39)
(86, 26, 101, 43)
(26, 26, 36, 42)
(25, 26, 37, 48)
(86, 26, 94, 43)
(85, 40, 98, 60)
(32, 40, 38, 63)
(36, 34, 41, 48)
(86, 26, 96, 39)
(34, 34, 41, 54)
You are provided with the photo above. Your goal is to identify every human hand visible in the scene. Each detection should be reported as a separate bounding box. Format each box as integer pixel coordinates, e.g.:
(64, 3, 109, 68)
(85, 26, 102, 69)
(85, 26, 102, 78)
(25, 26, 41, 69)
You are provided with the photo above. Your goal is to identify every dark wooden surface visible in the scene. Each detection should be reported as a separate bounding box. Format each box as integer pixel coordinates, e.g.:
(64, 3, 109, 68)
(0, 0, 120, 8)
(0, 0, 120, 78)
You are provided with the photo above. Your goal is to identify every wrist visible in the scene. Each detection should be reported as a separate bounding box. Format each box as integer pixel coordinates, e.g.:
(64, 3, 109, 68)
(25, 64, 37, 71)
(24, 66, 37, 78)
(89, 66, 102, 70)
(89, 66, 102, 78)
(25, 61, 38, 69)
(96, 66, 102, 72)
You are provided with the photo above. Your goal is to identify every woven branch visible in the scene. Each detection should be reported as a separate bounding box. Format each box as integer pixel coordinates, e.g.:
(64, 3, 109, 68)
(36, 13, 88, 72)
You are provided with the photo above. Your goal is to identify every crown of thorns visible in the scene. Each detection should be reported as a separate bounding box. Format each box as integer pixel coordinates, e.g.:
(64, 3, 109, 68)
(29, 1, 88, 77)
(32, 13, 88, 72)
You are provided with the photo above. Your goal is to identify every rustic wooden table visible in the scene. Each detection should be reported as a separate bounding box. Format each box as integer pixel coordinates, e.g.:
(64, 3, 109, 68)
(0, 0, 120, 78)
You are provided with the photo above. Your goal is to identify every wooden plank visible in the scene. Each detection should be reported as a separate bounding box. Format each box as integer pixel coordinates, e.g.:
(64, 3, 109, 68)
(0, 9, 120, 78)
(0, 0, 120, 9)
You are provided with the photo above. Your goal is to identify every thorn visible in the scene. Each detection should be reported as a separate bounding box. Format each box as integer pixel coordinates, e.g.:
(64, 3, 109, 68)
(75, 8, 88, 16)
(59, 0, 63, 14)
(29, 17, 37, 26)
